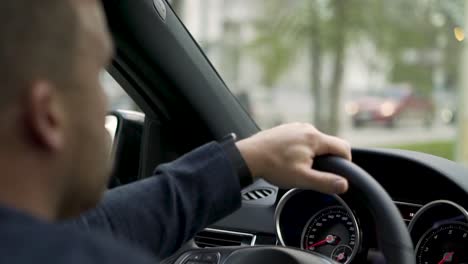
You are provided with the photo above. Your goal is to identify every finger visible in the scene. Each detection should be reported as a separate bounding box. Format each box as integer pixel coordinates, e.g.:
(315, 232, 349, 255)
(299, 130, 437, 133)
(315, 133, 352, 161)
(300, 168, 349, 194)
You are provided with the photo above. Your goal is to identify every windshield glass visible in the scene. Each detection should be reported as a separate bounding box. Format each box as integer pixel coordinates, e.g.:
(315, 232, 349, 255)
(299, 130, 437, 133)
(172, 0, 465, 162)
(375, 89, 409, 99)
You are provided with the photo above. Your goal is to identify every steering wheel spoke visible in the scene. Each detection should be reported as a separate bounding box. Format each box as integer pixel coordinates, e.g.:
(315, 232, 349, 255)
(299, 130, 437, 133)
(168, 246, 335, 264)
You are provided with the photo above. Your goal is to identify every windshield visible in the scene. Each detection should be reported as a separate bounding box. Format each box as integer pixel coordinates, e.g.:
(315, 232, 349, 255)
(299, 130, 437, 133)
(172, 0, 465, 163)
(375, 89, 409, 100)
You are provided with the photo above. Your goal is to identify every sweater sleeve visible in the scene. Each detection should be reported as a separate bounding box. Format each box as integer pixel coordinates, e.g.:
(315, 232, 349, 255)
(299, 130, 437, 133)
(66, 142, 243, 259)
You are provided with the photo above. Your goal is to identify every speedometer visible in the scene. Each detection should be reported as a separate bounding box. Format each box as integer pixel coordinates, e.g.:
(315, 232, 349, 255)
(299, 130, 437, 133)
(416, 222, 468, 264)
(301, 206, 360, 263)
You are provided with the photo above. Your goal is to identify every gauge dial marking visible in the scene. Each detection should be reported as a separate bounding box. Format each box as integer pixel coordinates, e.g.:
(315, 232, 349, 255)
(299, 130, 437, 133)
(416, 222, 468, 264)
(301, 206, 359, 264)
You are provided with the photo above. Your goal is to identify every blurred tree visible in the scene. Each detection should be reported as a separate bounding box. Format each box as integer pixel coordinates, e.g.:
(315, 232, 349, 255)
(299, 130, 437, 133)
(367, 0, 463, 95)
(248, 0, 372, 134)
(248, 0, 463, 134)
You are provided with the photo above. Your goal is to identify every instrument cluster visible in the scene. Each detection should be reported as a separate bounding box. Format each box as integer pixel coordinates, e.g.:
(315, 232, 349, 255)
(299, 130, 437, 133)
(275, 189, 468, 263)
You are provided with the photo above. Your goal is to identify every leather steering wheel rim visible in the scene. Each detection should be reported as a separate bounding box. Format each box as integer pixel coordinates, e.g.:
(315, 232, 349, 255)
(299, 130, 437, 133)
(313, 156, 415, 264)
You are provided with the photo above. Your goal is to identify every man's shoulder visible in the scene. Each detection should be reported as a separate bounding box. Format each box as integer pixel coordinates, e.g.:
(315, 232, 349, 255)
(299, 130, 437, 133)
(59, 226, 158, 264)
(0, 217, 157, 264)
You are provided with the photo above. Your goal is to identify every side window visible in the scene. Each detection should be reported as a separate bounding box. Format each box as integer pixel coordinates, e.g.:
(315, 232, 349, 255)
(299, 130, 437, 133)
(101, 71, 140, 112)
(101, 72, 143, 187)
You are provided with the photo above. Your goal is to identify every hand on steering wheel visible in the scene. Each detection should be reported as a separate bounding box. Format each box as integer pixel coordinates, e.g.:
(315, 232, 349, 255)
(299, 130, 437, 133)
(167, 157, 415, 264)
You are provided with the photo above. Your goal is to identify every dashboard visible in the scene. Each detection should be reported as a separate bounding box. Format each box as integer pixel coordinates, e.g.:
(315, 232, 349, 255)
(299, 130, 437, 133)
(275, 190, 468, 263)
(207, 148, 468, 263)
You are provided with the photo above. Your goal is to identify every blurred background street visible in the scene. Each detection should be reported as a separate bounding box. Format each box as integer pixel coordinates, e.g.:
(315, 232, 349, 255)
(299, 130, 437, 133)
(341, 123, 454, 147)
(103, 0, 467, 162)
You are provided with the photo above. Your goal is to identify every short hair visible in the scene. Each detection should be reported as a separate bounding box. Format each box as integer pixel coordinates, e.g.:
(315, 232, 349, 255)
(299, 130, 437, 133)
(0, 0, 78, 109)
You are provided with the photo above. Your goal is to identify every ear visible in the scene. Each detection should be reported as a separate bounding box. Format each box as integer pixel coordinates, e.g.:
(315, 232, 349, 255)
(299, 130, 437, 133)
(25, 81, 66, 152)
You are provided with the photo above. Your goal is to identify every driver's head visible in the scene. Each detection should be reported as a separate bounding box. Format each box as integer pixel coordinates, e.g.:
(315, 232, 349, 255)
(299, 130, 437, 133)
(0, 0, 114, 220)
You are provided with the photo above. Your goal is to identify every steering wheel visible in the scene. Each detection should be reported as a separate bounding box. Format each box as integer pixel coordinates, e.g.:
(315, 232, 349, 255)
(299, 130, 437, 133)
(165, 156, 415, 264)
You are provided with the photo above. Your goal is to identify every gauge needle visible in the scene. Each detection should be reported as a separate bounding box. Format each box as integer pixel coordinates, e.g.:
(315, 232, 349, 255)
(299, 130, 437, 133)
(438, 252, 454, 264)
(307, 235, 339, 250)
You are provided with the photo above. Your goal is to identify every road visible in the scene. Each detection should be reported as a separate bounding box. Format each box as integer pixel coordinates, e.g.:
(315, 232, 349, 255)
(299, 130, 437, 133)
(339, 123, 455, 147)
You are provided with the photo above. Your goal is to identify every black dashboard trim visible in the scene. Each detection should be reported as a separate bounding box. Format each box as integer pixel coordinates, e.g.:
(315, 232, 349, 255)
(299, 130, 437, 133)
(408, 200, 468, 232)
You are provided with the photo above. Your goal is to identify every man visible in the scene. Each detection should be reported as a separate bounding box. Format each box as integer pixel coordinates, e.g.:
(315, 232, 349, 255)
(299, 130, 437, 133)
(0, 0, 351, 263)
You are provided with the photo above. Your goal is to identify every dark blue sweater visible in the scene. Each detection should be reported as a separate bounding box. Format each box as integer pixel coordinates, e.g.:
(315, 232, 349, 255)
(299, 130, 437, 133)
(0, 142, 243, 263)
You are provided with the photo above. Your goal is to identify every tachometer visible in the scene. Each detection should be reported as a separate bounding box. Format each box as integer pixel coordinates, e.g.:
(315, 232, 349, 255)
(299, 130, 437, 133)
(416, 222, 468, 264)
(301, 206, 359, 263)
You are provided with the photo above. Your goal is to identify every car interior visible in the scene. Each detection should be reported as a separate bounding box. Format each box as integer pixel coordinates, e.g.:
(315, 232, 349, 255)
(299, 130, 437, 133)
(103, 0, 468, 263)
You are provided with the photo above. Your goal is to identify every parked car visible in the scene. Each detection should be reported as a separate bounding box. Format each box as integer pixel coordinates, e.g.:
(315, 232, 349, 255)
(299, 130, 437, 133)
(345, 88, 434, 128)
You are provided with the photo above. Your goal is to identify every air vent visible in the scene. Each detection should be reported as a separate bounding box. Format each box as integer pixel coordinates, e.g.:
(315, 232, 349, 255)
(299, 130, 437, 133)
(242, 188, 274, 201)
(194, 229, 255, 248)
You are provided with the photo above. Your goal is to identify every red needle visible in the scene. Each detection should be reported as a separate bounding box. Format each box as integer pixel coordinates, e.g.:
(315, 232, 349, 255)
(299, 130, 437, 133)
(306, 235, 338, 250)
(438, 252, 454, 264)
(307, 239, 328, 249)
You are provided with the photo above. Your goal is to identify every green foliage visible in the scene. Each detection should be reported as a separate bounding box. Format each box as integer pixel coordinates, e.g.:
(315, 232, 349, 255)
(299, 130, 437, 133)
(247, 0, 464, 133)
(247, 30, 301, 87)
(391, 63, 433, 95)
(249, 0, 464, 88)
(383, 140, 455, 160)
(248, 0, 365, 87)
